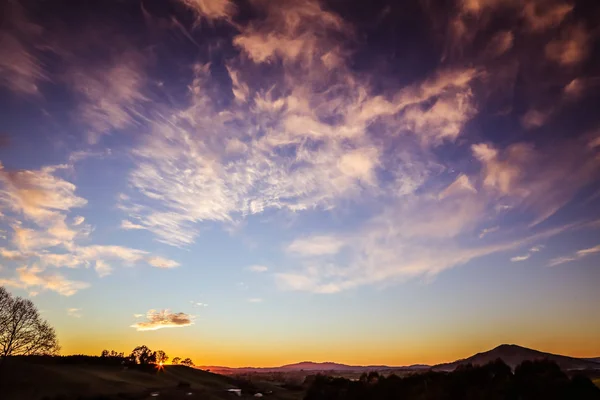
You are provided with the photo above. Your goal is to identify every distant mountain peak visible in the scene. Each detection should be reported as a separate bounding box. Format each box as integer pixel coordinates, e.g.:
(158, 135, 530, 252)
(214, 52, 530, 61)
(432, 344, 600, 371)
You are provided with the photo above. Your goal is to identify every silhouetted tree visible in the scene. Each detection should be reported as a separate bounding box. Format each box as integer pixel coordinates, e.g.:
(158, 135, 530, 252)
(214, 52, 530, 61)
(101, 350, 109, 357)
(180, 357, 194, 366)
(172, 357, 181, 365)
(156, 350, 168, 364)
(129, 345, 156, 365)
(0, 287, 60, 371)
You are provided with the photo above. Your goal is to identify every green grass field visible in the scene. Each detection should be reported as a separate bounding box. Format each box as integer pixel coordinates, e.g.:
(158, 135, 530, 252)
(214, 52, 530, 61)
(1, 361, 303, 400)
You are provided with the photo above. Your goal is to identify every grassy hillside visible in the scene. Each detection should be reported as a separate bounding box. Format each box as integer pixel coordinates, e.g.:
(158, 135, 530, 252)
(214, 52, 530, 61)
(0, 360, 302, 400)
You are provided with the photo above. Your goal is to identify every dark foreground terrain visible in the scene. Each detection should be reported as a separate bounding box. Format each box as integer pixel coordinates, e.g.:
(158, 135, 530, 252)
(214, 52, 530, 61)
(304, 360, 600, 400)
(0, 358, 301, 400)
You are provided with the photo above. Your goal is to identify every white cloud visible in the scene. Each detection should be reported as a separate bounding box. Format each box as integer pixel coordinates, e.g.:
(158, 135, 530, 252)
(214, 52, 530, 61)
(146, 256, 180, 269)
(247, 265, 268, 273)
(549, 244, 600, 267)
(510, 254, 530, 262)
(94, 260, 112, 277)
(72, 216, 85, 226)
(0, 265, 90, 296)
(287, 236, 345, 256)
(247, 298, 263, 303)
(67, 308, 82, 318)
(130, 310, 193, 331)
(120, 220, 146, 230)
(479, 226, 499, 239)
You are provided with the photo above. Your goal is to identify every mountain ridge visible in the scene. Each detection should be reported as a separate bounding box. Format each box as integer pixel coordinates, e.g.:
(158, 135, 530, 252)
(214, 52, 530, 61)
(199, 344, 600, 374)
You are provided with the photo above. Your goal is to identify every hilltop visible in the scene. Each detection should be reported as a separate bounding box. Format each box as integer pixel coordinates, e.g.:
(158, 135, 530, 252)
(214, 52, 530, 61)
(432, 344, 600, 371)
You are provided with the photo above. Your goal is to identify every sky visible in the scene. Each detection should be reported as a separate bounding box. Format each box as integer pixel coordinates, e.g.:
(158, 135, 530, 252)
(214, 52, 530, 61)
(0, 0, 599, 367)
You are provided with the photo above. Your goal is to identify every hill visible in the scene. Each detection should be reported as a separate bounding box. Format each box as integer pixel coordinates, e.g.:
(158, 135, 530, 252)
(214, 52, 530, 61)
(200, 361, 430, 375)
(0, 360, 301, 400)
(432, 344, 600, 371)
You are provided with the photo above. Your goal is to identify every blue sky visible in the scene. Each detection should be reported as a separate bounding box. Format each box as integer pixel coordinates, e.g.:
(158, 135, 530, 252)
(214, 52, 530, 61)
(0, 0, 599, 366)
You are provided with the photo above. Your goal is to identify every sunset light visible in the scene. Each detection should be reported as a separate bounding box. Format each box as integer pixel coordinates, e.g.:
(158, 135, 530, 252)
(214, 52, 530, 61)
(0, 0, 599, 398)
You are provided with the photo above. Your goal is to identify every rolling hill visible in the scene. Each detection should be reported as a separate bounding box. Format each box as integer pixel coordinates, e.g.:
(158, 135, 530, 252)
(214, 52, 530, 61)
(432, 344, 600, 371)
(1, 360, 301, 400)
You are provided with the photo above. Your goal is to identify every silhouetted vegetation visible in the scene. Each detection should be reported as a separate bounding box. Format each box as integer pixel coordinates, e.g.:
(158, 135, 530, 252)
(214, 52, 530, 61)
(180, 357, 194, 366)
(0, 286, 60, 374)
(304, 359, 600, 400)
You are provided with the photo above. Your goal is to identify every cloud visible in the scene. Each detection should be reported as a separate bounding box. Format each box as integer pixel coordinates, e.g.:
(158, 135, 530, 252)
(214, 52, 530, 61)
(177, 0, 236, 21)
(530, 245, 544, 252)
(72, 216, 85, 226)
(146, 256, 180, 269)
(510, 254, 530, 262)
(0, 162, 87, 246)
(233, 0, 348, 66)
(483, 31, 514, 58)
(68, 53, 148, 144)
(247, 265, 268, 273)
(275, 189, 592, 293)
(0, 265, 90, 296)
(247, 298, 263, 303)
(287, 236, 345, 256)
(545, 24, 589, 66)
(479, 226, 499, 239)
(130, 310, 193, 331)
(472, 141, 600, 225)
(439, 175, 477, 199)
(94, 260, 112, 277)
(120, 220, 146, 230)
(0, 247, 28, 260)
(549, 244, 600, 267)
(521, 109, 551, 129)
(0, 1, 47, 95)
(523, 1, 573, 32)
(67, 308, 82, 318)
(191, 301, 208, 307)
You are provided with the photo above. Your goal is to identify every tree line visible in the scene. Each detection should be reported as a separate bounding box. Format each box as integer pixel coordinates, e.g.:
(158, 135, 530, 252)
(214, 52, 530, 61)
(304, 359, 600, 400)
(100, 346, 194, 367)
(1, 286, 194, 373)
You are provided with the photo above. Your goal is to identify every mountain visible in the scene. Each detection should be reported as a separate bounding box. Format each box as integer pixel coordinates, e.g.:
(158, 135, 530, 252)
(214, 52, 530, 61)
(199, 361, 428, 374)
(201, 344, 600, 375)
(432, 344, 600, 371)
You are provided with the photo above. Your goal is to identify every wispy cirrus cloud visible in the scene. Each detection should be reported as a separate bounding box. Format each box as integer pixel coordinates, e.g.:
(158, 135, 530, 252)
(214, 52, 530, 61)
(549, 244, 600, 267)
(510, 254, 531, 262)
(120, 220, 146, 230)
(130, 309, 193, 331)
(0, 0, 48, 96)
